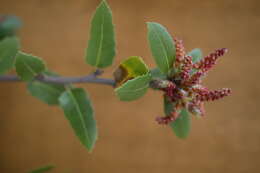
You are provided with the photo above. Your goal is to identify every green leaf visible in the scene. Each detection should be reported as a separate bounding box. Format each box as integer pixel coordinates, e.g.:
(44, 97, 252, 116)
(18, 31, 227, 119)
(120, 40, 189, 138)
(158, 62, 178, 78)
(147, 22, 175, 74)
(59, 88, 97, 151)
(188, 48, 202, 63)
(0, 15, 22, 39)
(29, 165, 54, 173)
(169, 109, 191, 139)
(113, 56, 149, 86)
(150, 68, 166, 79)
(163, 97, 191, 139)
(27, 71, 66, 105)
(15, 52, 46, 81)
(115, 74, 151, 101)
(0, 37, 19, 74)
(86, 0, 115, 68)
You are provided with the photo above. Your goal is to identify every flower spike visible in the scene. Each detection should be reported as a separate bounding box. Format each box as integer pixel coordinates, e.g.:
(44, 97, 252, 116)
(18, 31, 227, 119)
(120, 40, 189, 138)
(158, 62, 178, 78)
(156, 111, 179, 125)
(154, 42, 231, 125)
(195, 88, 231, 102)
(193, 48, 228, 73)
(174, 38, 185, 68)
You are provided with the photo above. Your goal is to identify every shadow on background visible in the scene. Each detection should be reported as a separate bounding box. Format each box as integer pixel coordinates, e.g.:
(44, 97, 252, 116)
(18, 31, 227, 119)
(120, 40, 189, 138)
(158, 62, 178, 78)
(0, 0, 259, 172)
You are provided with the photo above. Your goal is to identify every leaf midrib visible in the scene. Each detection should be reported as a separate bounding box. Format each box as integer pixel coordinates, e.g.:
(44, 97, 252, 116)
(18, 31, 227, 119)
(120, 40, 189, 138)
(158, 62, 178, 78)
(68, 89, 91, 146)
(21, 59, 38, 76)
(95, 8, 105, 67)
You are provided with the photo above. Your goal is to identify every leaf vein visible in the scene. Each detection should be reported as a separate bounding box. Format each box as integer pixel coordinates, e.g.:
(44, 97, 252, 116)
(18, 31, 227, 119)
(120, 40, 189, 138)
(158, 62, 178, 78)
(68, 90, 91, 145)
(95, 9, 105, 67)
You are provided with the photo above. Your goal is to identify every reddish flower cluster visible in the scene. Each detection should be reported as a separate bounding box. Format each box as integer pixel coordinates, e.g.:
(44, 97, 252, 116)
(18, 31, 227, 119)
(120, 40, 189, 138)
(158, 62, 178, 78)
(174, 38, 185, 66)
(193, 48, 228, 73)
(156, 38, 231, 125)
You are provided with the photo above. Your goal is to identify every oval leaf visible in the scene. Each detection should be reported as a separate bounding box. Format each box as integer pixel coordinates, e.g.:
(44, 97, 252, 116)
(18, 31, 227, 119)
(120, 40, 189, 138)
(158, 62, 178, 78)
(147, 22, 175, 74)
(115, 74, 151, 101)
(113, 56, 149, 86)
(163, 97, 191, 139)
(0, 15, 22, 39)
(59, 88, 97, 151)
(188, 48, 202, 63)
(27, 72, 65, 105)
(15, 52, 46, 81)
(86, 0, 116, 68)
(0, 36, 19, 74)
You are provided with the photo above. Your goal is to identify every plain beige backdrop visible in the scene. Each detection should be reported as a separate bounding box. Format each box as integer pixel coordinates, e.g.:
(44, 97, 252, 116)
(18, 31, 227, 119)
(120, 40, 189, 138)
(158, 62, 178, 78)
(0, 0, 259, 172)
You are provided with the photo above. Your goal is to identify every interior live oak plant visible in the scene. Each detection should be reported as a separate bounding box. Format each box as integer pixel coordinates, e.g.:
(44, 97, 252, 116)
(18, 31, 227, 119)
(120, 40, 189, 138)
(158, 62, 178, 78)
(0, 1, 231, 153)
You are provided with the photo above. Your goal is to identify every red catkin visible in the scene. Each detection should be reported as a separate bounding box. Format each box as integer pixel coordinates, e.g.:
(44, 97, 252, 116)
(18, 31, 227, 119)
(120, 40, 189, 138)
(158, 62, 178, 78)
(163, 82, 176, 98)
(156, 111, 179, 125)
(174, 38, 185, 67)
(184, 71, 204, 86)
(182, 55, 193, 71)
(195, 88, 231, 102)
(156, 44, 231, 125)
(193, 48, 228, 73)
(179, 55, 193, 82)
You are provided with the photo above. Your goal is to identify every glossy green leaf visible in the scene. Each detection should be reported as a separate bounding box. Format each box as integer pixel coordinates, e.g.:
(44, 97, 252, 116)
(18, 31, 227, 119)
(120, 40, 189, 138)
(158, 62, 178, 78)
(164, 97, 191, 139)
(59, 88, 97, 151)
(113, 56, 149, 86)
(0, 37, 19, 74)
(147, 22, 175, 74)
(15, 52, 46, 81)
(115, 74, 151, 101)
(29, 165, 54, 173)
(188, 48, 202, 63)
(86, 0, 115, 68)
(0, 15, 22, 39)
(27, 72, 66, 105)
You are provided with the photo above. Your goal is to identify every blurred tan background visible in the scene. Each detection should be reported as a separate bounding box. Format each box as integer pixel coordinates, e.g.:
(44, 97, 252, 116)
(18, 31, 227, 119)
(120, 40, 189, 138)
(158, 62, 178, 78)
(0, 0, 259, 172)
